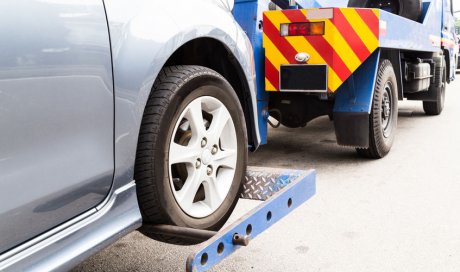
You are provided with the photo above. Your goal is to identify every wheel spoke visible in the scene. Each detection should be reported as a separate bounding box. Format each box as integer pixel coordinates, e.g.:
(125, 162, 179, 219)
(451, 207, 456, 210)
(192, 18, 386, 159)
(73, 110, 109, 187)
(203, 176, 223, 209)
(214, 148, 237, 169)
(176, 168, 204, 209)
(185, 99, 206, 140)
(169, 142, 201, 164)
(169, 96, 238, 218)
(208, 106, 231, 144)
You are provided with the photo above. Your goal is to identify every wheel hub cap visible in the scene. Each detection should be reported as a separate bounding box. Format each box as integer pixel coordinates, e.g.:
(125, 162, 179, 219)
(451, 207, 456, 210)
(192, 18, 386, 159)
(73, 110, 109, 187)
(201, 149, 212, 165)
(383, 96, 390, 119)
(381, 83, 393, 138)
(168, 96, 238, 218)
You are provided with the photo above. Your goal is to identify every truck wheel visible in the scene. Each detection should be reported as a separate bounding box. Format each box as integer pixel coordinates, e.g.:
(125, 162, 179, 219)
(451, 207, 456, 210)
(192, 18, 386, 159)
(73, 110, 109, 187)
(423, 64, 446, 115)
(356, 60, 398, 159)
(348, 0, 422, 21)
(135, 65, 247, 244)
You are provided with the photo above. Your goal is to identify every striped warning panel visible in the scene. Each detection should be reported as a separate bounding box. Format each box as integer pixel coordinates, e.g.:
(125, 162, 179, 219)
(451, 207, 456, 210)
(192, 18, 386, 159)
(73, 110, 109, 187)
(263, 8, 380, 92)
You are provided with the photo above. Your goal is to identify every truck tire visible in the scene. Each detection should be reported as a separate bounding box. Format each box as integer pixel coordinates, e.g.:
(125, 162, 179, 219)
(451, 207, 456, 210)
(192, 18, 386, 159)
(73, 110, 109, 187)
(348, 0, 422, 21)
(423, 62, 446, 115)
(356, 60, 398, 159)
(135, 65, 247, 244)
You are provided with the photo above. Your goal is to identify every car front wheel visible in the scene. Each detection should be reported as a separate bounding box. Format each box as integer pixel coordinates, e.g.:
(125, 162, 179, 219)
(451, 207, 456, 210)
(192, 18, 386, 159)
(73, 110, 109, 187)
(135, 65, 247, 244)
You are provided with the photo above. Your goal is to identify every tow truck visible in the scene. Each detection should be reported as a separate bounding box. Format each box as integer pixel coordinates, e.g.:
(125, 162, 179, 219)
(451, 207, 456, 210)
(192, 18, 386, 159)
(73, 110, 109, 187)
(183, 0, 456, 270)
(233, 0, 457, 159)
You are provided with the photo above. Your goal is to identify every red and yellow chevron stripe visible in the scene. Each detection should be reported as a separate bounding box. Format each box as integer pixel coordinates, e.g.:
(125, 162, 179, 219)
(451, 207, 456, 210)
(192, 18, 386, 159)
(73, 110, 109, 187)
(263, 8, 380, 92)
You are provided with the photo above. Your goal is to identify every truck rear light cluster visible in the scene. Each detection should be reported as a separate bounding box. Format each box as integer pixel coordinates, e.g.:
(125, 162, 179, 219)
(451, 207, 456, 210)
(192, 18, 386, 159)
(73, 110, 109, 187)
(280, 22, 325, 37)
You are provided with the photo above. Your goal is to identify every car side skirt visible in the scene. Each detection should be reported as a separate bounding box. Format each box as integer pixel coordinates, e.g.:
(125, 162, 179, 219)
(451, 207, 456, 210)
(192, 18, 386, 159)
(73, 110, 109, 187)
(0, 181, 142, 272)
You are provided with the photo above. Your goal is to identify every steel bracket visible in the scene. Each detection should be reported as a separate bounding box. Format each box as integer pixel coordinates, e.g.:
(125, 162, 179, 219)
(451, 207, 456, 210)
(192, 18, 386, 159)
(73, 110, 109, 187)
(185, 166, 316, 272)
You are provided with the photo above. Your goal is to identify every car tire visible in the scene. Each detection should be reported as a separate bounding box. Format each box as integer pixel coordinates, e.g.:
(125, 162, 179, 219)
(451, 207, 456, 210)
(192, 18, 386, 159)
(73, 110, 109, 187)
(348, 0, 422, 21)
(423, 60, 446, 116)
(135, 65, 247, 244)
(356, 59, 398, 159)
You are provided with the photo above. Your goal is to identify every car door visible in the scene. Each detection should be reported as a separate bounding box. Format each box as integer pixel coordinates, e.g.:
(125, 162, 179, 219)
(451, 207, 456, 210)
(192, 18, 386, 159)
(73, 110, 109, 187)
(0, 0, 114, 253)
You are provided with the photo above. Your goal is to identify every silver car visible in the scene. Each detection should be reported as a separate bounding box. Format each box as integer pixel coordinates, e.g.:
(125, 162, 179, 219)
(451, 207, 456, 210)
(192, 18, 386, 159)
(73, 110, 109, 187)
(0, 0, 260, 270)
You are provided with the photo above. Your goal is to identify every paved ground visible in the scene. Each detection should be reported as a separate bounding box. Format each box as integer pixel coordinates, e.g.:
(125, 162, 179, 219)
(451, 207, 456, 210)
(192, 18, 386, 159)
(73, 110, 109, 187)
(73, 76, 460, 272)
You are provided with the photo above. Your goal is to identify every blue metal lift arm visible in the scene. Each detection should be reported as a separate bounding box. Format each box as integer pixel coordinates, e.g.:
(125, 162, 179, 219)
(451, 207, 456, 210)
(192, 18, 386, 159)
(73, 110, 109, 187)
(186, 167, 316, 272)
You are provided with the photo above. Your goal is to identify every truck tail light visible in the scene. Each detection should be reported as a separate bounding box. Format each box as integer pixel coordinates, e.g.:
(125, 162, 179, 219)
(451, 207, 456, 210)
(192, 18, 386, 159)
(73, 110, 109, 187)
(280, 22, 325, 37)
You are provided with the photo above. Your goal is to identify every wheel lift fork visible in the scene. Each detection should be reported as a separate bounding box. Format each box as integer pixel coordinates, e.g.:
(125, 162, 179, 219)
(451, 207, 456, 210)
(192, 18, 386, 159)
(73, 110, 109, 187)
(146, 166, 316, 272)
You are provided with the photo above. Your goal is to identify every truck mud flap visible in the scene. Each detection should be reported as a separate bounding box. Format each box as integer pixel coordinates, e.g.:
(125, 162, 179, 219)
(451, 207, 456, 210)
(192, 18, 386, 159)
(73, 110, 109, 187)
(334, 112, 369, 148)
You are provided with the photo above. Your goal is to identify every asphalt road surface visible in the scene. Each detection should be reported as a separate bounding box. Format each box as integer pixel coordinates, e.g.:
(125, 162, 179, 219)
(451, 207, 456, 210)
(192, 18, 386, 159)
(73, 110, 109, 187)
(73, 76, 460, 272)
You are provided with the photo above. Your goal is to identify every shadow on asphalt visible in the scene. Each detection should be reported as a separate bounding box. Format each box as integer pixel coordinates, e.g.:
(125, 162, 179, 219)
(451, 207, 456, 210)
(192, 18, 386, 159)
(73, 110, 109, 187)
(249, 116, 371, 170)
(249, 104, 437, 169)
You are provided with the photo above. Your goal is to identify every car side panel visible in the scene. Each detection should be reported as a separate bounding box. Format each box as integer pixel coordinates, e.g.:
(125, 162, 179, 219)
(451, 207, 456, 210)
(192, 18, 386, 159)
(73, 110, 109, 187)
(0, 0, 114, 253)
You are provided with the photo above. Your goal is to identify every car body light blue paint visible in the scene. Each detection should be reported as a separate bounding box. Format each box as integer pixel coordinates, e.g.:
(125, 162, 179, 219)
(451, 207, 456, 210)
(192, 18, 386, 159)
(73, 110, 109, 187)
(0, 182, 142, 271)
(334, 49, 381, 114)
(103, 0, 261, 186)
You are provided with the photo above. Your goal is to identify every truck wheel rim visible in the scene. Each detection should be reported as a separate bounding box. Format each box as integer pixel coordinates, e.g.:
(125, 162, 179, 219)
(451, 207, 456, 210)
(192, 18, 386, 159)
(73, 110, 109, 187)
(168, 96, 237, 218)
(381, 83, 393, 138)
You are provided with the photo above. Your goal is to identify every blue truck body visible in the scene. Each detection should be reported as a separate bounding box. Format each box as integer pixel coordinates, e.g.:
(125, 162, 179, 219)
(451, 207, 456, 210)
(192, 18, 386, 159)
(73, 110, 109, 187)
(234, 0, 457, 153)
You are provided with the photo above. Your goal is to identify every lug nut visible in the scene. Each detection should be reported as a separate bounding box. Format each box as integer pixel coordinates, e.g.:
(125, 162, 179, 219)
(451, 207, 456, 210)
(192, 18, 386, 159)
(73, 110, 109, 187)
(201, 137, 207, 148)
(195, 159, 202, 169)
(206, 165, 213, 176)
(211, 145, 218, 155)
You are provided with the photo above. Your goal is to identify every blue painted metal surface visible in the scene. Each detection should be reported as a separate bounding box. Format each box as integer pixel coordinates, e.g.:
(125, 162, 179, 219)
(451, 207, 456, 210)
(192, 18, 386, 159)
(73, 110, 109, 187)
(186, 167, 316, 272)
(379, 1, 442, 52)
(234, 0, 454, 139)
(233, 0, 267, 101)
(334, 50, 381, 114)
(257, 101, 269, 145)
(440, 0, 457, 81)
(233, 0, 269, 144)
(421, 1, 431, 21)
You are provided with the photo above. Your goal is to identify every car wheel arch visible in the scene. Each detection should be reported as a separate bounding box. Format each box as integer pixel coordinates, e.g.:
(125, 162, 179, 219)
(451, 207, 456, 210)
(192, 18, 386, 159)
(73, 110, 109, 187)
(160, 37, 258, 149)
(110, 30, 259, 191)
